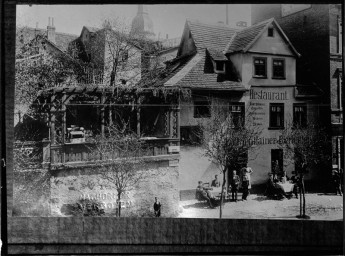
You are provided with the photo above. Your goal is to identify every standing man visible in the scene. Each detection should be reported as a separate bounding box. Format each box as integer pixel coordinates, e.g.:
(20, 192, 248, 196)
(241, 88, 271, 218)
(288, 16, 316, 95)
(153, 197, 161, 217)
(230, 170, 240, 202)
(241, 167, 253, 200)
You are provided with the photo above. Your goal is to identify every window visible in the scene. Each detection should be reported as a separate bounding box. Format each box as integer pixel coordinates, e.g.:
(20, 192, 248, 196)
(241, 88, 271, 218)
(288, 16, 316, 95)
(194, 100, 211, 118)
(293, 104, 307, 127)
(229, 102, 245, 128)
(180, 126, 202, 145)
(269, 103, 284, 129)
(268, 27, 274, 37)
(253, 57, 267, 78)
(215, 61, 225, 72)
(272, 59, 285, 79)
(338, 18, 342, 54)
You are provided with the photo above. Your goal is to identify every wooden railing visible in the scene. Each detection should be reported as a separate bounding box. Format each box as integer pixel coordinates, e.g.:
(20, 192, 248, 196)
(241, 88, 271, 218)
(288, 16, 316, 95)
(44, 138, 179, 165)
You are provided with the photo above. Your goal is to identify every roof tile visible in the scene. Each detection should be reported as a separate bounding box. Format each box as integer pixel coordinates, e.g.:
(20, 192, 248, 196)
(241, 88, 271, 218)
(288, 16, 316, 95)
(187, 20, 237, 51)
(225, 19, 272, 53)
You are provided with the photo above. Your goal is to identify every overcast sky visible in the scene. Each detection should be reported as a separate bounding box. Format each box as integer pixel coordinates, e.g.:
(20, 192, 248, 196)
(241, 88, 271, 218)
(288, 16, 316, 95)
(17, 4, 251, 39)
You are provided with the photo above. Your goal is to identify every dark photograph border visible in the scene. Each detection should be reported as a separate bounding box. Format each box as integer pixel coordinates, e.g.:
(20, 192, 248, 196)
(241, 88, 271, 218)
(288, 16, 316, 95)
(1, 1, 344, 255)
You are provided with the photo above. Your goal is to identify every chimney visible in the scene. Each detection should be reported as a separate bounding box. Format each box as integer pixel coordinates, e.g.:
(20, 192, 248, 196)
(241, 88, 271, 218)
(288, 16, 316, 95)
(226, 5, 229, 25)
(47, 16, 56, 44)
(166, 34, 168, 39)
(35, 22, 39, 35)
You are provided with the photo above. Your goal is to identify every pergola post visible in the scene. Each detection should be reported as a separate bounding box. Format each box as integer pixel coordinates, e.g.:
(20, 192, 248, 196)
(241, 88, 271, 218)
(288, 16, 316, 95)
(49, 95, 56, 164)
(176, 104, 181, 145)
(136, 97, 141, 137)
(61, 93, 67, 163)
(101, 94, 106, 136)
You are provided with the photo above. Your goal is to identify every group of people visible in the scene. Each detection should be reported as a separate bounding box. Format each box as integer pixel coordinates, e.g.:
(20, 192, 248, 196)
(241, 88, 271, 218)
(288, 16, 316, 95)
(265, 168, 301, 200)
(196, 166, 254, 208)
(228, 167, 253, 201)
(196, 180, 219, 208)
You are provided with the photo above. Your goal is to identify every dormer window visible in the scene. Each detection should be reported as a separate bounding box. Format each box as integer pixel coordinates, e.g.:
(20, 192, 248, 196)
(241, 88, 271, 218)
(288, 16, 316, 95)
(213, 61, 225, 74)
(268, 27, 274, 37)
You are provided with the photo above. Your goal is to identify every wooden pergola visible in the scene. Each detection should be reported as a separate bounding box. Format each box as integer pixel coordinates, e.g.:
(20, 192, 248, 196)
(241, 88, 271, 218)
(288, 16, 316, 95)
(37, 85, 182, 165)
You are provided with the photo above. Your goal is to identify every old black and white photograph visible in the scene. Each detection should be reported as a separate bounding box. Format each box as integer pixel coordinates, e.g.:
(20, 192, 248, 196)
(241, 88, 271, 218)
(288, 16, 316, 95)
(13, 3, 343, 222)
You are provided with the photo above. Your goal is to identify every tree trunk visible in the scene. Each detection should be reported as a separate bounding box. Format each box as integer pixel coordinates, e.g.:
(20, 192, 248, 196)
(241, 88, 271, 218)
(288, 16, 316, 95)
(117, 194, 121, 217)
(302, 176, 306, 217)
(299, 174, 302, 217)
(219, 167, 227, 219)
(299, 183, 302, 217)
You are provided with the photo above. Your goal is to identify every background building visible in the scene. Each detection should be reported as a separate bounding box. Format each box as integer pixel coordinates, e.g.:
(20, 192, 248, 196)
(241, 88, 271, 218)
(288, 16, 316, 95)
(251, 4, 343, 173)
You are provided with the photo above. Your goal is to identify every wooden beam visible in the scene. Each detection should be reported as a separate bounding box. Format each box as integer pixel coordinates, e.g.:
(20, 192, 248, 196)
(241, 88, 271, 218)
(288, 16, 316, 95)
(137, 97, 141, 137)
(101, 94, 106, 136)
(61, 93, 67, 163)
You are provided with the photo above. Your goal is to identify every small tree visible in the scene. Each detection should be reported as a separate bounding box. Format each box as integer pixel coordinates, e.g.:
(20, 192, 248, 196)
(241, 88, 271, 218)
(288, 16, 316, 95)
(89, 123, 149, 217)
(198, 102, 262, 218)
(278, 122, 331, 219)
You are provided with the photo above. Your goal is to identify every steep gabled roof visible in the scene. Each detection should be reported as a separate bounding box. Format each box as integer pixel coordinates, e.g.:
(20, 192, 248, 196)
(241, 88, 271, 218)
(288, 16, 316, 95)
(164, 51, 245, 91)
(187, 20, 237, 51)
(225, 18, 300, 57)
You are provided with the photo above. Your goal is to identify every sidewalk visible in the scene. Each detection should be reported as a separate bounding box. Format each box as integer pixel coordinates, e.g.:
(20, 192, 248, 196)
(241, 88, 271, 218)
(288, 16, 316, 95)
(178, 193, 343, 220)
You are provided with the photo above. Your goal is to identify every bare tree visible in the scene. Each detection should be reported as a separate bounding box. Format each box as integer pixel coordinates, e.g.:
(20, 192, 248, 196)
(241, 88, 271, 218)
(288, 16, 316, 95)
(197, 101, 262, 218)
(88, 123, 150, 217)
(278, 122, 331, 219)
(15, 26, 89, 125)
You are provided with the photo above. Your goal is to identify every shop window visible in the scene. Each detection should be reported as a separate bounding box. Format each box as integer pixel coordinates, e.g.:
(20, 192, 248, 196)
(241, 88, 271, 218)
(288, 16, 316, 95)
(269, 103, 284, 129)
(268, 27, 274, 37)
(293, 104, 307, 127)
(229, 102, 245, 128)
(194, 100, 211, 118)
(253, 57, 267, 78)
(272, 59, 285, 79)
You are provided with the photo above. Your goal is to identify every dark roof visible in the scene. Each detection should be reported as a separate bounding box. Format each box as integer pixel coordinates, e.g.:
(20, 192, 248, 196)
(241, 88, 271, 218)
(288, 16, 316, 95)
(17, 27, 78, 52)
(187, 20, 237, 51)
(225, 18, 272, 53)
(139, 53, 196, 88)
(225, 18, 300, 57)
(165, 51, 246, 91)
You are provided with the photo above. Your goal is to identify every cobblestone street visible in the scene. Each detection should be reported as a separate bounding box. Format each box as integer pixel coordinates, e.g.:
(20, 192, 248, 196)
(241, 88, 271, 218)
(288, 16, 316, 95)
(178, 193, 343, 220)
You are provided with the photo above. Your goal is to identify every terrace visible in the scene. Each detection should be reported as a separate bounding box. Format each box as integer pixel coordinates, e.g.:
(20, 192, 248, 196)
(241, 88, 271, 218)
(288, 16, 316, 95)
(17, 85, 181, 168)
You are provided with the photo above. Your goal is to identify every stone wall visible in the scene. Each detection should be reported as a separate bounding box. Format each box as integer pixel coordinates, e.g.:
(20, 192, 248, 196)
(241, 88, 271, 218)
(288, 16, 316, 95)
(13, 156, 180, 218)
(49, 156, 179, 217)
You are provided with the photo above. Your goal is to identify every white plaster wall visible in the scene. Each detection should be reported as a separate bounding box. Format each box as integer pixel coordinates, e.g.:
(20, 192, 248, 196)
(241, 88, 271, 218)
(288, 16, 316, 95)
(230, 53, 296, 87)
(178, 146, 222, 190)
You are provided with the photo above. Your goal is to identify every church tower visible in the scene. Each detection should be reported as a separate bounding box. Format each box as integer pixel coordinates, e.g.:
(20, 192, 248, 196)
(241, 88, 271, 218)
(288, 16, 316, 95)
(130, 5, 155, 40)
